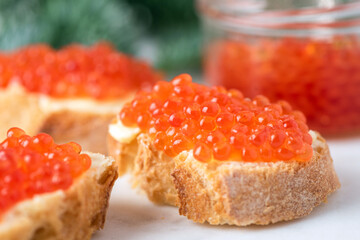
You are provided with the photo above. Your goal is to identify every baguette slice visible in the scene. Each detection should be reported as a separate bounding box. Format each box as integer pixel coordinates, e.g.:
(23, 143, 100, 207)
(0, 83, 130, 154)
(0, 43, 162, 154)
(108, 129, 340, 226)
(0, 152, 118, 240)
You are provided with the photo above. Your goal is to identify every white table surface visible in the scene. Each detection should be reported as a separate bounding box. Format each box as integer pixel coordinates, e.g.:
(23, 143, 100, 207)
(93, 136, 360, 240)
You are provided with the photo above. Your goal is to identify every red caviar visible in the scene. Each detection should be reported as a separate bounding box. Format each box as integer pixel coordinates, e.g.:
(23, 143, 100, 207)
(0, 42, 161, 100)
(204, 36, 360, 135)
(0, 128, 91, 217)
(119, 74, 313, 163)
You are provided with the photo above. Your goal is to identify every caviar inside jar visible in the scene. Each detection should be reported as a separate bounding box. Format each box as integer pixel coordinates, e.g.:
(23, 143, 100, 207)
(120, 74, 313, 163)
(204, 36, 360, 135)
(0, 128, 91, 217)
(0, 42, 162, 100)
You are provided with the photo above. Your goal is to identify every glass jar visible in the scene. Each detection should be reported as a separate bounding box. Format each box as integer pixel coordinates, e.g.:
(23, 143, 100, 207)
(197, 0, 360, 136)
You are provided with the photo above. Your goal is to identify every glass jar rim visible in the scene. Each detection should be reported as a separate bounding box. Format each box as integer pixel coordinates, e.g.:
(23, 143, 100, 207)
(197, 0, 360, 37)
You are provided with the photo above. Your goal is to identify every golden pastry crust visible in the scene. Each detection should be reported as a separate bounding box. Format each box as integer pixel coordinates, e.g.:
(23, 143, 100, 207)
(0, 152, 118, 240)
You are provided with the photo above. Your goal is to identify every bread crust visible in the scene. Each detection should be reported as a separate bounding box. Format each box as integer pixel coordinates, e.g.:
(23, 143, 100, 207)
(108, 131, 340, 226)
(108, 133, 178, 205)
(132, 135, 178, 205)
(172, 133, 340, 225)
(0, 152, 118, 240)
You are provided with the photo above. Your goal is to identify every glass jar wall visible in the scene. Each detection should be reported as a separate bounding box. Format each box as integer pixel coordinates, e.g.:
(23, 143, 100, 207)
(198, 0, 360, 135)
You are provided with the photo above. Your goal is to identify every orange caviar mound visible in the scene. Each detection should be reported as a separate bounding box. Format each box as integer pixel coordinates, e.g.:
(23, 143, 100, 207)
(204, 36, 360, 134)
(0, 42, 162, 100)
(0, 128, 91, 217)
(119, 74, 313, 163)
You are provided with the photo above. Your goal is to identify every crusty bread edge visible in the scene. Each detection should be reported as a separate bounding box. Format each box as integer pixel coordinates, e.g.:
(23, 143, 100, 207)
(0, 152, 118, 240)
(172, 132, 340, 225)
(108, 130, 340, 226)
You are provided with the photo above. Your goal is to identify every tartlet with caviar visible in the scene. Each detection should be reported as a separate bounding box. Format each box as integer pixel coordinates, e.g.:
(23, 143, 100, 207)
(0, 43, 161, 153)
(0, 128, 117, 240)
(108, 74, 340, 226)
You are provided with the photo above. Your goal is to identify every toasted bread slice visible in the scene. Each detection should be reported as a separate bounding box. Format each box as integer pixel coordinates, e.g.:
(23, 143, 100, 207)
(108, 130, 340, 226)
(0, 152, 118, 240)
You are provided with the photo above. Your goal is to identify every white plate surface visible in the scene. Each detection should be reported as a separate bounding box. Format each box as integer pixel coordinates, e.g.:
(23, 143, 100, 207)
(93, 137, 360, 240)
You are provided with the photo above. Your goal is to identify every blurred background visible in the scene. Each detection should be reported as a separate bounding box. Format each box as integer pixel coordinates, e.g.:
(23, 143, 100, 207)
(0, 0, 201, 76)
(0, 0, 359, 135)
